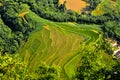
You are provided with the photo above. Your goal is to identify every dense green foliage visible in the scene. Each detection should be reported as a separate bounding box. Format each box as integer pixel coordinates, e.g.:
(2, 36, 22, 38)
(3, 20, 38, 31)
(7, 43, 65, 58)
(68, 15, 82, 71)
(0, 1, 35, 53)
(74, 38, 120, 80)
(0, 0, 120, 80)
(101, 0, 120, 41)
(17, 0, 110, 24)
(0, 53, 28, 79)
(83, 0, 102, 11)
(0, 53, 60, 80)
(0, 18, 21, 53)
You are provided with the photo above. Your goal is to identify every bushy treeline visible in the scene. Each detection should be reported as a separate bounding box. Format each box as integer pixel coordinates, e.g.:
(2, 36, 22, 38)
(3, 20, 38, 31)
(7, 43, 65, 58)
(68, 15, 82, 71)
(27, 0, 73, 22)
(0, 0, 35, 34)
(102, 21, 120, 42)
(0, 18, 22, 54)
(0, 0, 36, 53)
(0, 53, 60, 80)
(74, 37, 120, 80)
(17, 0, 110, 24)
(82, 0, 102, 11)
(101, 0, 120, 41)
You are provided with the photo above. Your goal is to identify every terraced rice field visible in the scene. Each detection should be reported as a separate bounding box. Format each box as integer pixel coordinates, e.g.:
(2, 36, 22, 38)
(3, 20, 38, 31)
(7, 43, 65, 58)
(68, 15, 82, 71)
(59, 0, 88, 12)
(18, 24, 100, 79)
(17, 7, 101, 79)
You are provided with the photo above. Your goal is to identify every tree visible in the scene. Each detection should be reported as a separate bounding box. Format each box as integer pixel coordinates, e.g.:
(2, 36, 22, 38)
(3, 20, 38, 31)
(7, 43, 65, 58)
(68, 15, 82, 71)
(59, 1, 66, 12)
(35, 64, 60, 80)
(0, 53, 28, 79)
(75, 38, 116, 80)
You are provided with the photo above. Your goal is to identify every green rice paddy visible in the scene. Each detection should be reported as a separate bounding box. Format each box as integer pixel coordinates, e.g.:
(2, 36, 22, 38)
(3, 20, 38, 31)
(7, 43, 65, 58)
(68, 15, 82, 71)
(17, 6, 101, 79)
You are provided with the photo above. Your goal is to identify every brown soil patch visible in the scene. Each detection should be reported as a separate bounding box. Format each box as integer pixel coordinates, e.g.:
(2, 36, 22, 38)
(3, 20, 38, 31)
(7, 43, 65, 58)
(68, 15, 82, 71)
(60, 0, 87, 12)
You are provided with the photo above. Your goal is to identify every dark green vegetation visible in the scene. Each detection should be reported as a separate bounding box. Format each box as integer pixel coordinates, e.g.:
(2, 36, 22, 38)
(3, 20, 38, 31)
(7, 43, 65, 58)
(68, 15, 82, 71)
(0, 0, 35, 53)
(82, 0, 102, 12)
(74, 42, 119, 80)
(0, 53, 60, 79)
(0, 0, 120, 80)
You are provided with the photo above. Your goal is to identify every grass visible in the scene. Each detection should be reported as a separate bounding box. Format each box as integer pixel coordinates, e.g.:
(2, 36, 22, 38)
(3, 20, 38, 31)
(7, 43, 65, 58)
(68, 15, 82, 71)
(16, 4, 101, 80)
(92, 0, 118, 16)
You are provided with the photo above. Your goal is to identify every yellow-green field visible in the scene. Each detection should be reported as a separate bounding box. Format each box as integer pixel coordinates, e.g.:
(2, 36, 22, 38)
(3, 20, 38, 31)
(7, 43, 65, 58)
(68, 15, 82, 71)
(18, 24, 100, 79)
(17, 5, 101, 79)
(92, 0, 118, 16)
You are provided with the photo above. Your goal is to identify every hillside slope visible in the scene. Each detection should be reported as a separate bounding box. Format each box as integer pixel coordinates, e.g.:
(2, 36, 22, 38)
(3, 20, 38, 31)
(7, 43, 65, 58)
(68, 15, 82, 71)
(1, 0, 120, 80)
(17, 7, 101, 79)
